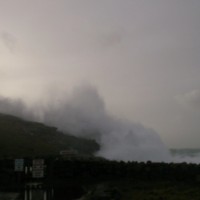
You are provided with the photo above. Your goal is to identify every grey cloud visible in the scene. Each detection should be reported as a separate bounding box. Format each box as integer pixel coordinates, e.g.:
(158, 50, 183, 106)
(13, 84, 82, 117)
(97, 30, 123, 49)
(1, 0, 200, 149)
(0, 31, 17, 53)
(176, 89, 200, 110)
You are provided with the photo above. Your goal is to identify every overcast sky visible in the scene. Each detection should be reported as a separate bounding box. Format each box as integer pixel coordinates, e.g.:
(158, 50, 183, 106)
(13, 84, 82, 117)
(1, 0, 200, 148)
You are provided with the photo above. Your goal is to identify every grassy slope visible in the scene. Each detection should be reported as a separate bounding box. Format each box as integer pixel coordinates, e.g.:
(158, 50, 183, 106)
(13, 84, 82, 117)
(119, 181, 200, 200)
(82, 180, 200, 200)
(0, 113, 100, 157)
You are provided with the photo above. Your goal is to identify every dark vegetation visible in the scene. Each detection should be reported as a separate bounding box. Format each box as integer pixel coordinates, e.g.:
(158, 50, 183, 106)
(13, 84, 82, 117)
(44, 159, 200, 200)
(1, 159, 200, 199)
(0, 113, 99, 157)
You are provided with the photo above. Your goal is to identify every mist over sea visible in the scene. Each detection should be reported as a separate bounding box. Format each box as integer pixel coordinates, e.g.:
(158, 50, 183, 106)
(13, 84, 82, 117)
(171, 149, 200, 163)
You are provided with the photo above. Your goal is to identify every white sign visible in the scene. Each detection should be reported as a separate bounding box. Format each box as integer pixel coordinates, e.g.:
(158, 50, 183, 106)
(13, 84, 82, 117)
(14, 159, 24, 172)
(32, 159, 44, 178)
(32, 165, 44, 170)
(32, 170, 44, 178)
(33, 159, 44, 166)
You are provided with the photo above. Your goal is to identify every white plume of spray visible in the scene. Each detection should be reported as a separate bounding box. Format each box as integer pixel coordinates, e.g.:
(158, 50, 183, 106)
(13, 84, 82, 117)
(41, 85, 171, 162)
(0, 85, 171, 162)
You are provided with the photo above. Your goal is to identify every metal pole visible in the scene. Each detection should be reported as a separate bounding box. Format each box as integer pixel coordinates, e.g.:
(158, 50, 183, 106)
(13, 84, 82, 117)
(44, 190, 47, 200)
(51, 188, 54, 199)
(24, 189, 28, 200)
(29, 188, 32, 200)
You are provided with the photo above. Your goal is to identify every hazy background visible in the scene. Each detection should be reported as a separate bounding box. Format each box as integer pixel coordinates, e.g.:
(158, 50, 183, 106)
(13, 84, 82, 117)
(1, 0, 200, 148)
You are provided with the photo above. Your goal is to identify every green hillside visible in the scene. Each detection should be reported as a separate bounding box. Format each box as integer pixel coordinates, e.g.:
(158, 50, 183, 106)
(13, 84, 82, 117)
(0, 113, 100, 158)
